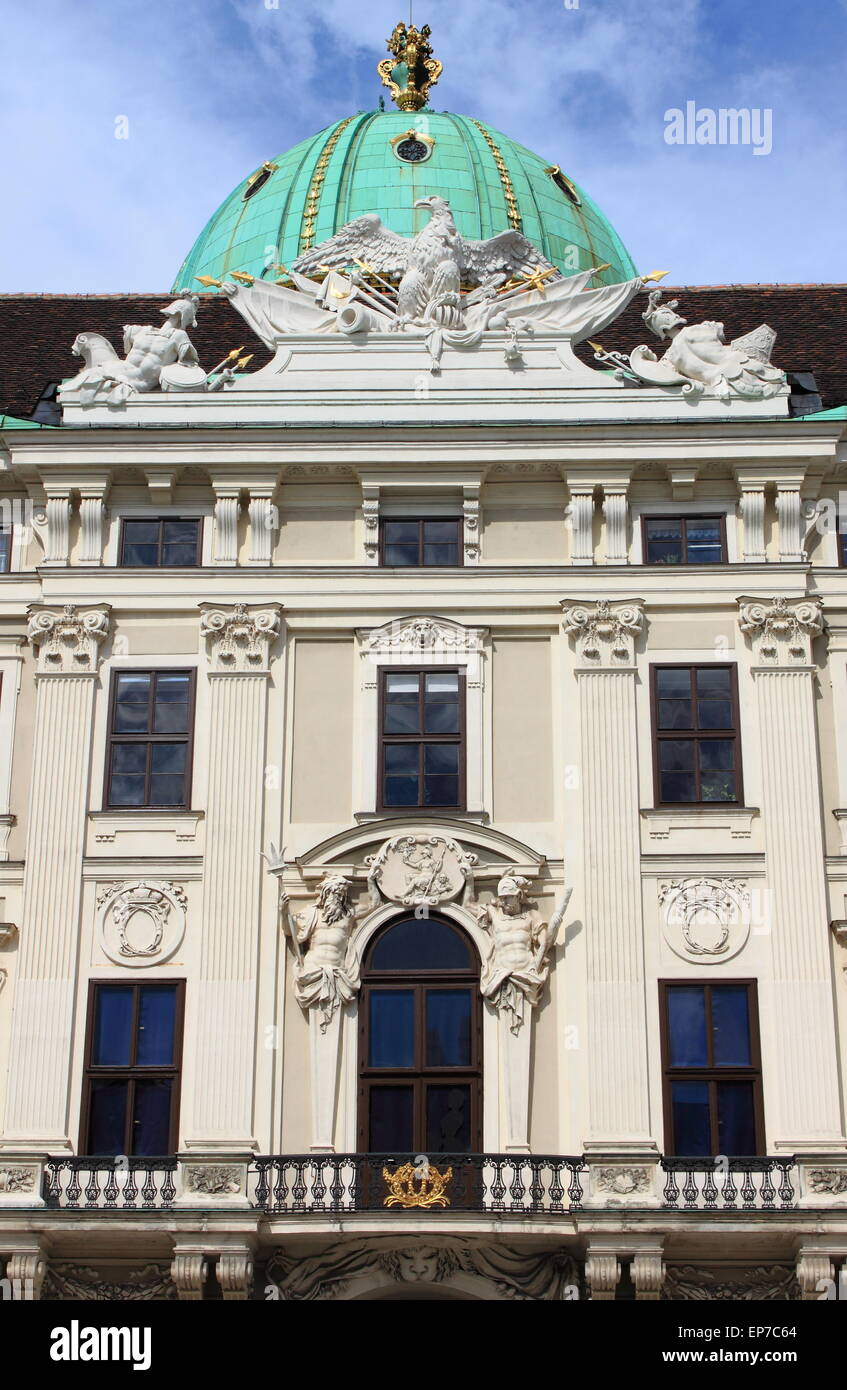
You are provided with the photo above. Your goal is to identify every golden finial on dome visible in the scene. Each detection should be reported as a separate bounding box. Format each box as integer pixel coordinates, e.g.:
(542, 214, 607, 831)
(377, 21, 443, 112)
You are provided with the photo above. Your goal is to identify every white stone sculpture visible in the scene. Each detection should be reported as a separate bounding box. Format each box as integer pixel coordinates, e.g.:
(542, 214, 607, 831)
(59, 293, 208, 405)
(738, 595, 824, 665)
(366, 834, 478, 907)
(475, 873, 571, 1034)
(96, 880, 188, 968)
(659, 877, 751, 963)
(280, 874, 364, 1031)
(626, 291, 786, 399)
(27, 603, 111, 673)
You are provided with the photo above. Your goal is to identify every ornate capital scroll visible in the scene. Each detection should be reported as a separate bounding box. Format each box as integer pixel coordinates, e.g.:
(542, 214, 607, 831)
(200, 603, 281, 673)
(561, 598, 645, 666)
(738, 595, 824, 666)
(27, 603, 111, 674)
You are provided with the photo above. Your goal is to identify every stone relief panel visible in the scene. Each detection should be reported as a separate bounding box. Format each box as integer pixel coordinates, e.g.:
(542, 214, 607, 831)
(96, 881, 188, 968)
(663, 1265, 799, 1301)
(365, 833, 478, 908)
(658, 877, 751, 963)
(41, 1264, 177, 1301)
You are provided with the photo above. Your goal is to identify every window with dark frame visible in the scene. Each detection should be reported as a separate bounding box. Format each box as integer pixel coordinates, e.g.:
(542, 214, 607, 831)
(643, 515, 726, 565)
(380, 518, 462, 567)
(652, 664, 741, 805)
(119, 518, 202, 568)
(840, 530, 847, 567)
(379, 668, 464, 811)
(81, 981, 184, 1156)
(105, 670, 195, 809)
(0, 530, 11, 573)
(660, 981, 764, 1155)
(358, 916, 482, 1154)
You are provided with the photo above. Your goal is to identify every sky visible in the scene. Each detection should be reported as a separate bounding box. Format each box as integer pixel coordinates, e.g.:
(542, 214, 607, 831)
(0, 0, 845, 292)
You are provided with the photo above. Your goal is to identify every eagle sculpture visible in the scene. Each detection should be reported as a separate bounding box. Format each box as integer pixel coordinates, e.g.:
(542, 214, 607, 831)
(292, 195, 559, 328)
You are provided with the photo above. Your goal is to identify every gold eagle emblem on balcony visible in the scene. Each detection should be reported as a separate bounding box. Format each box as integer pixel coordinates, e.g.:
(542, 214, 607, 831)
(382, 1161, 453, 1208)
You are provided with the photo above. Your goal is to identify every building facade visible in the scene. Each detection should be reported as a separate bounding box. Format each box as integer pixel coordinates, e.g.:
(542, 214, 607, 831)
(1, 25, 846, 1304)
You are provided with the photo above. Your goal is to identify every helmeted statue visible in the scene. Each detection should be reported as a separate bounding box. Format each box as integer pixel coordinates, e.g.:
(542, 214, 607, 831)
(280, 874, 364, 1031)
(475, 873, 571, 1034)
(59, 292, 208, 405)
(627, 290, 786, 399)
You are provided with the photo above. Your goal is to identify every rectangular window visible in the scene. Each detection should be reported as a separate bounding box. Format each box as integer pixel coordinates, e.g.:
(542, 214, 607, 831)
(652, 665, 742, 805)
(378, 668, 465, 811)
(380, 519, 462, 568)
(0, 530, 11, 573)
(105, 670, 195, 808)
(81, 982, 185, 1155)
(120, 518, 202, 568)
(660, 981, 764, 1155)
(643, 516, 726, 565)
(840, 531, 847, 567)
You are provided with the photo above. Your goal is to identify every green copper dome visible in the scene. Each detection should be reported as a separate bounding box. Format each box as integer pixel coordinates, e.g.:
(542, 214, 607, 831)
(172, 111, 637, 292)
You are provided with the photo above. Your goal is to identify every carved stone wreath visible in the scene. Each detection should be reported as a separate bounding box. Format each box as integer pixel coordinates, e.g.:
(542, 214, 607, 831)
(659, 877, 750, 963)
(366, 834, 478, 907)
(97, 880, 188, 968)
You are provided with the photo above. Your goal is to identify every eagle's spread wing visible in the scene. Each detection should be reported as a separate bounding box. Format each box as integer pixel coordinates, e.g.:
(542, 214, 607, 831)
(292, 215, 410, 277)
(458, 229, 558, 284)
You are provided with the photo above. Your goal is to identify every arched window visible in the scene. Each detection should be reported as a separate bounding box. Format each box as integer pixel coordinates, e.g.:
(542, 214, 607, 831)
(358, 916, 482, 1153)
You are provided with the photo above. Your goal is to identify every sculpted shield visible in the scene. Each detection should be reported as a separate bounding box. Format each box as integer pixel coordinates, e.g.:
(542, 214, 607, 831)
(366, 835, 477, 908)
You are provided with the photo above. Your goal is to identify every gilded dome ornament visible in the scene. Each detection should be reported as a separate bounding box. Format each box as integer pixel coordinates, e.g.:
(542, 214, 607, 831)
(377, 21, 443, 112)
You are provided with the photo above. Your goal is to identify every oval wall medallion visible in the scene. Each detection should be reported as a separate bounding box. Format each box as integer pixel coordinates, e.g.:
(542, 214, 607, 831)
(97, 881, 188, 968)
(658, 877, 751, 964)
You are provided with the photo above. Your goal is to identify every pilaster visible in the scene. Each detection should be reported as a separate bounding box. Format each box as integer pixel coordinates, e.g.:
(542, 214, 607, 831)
(775, 482, 804, 562)
(602, 486, 629, 564)
(567, 489, 594, 565)
(213, 489, 241, 566)
(562, 600, 653, 1148)
(1, 605, 111, 1149)
(739, 484, 767, 562)
(185, 604, 282, 1151)
(737, 596, 844, 1146)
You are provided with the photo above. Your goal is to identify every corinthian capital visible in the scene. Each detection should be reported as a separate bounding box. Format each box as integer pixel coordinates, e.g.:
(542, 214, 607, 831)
(738, 595, 824, 666)
(27, 603, 111, 674)
(200, 603, 282, 673)
(561, 598, 645, 667)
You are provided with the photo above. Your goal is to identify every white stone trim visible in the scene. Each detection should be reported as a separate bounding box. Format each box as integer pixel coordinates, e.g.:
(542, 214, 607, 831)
(629, 499, 740, 564)
(104, 505, 213, 567)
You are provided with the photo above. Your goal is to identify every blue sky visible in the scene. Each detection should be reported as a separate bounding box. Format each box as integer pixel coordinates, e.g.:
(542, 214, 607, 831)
(1, 0, 845, 291)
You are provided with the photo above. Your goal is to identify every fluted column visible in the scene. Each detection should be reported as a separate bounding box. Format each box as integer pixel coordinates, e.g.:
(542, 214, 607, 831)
(185, 604, 282, 1151)
(602, 487, 629, 564)
(562, 599, 653, 1148)
(213, 490, 240, 566)
(776, 484, 804, 562)
(42, 490, 72, 566)
(738, 597, 844, 1147)
(739, 484, 766, 562)
(568, 489, 594, 564)
(77, 481, 110, 566)
(1, 605, 111, 1150)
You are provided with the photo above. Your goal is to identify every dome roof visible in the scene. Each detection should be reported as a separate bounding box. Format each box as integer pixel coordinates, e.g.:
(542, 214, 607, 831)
(172, 110, 638, 292)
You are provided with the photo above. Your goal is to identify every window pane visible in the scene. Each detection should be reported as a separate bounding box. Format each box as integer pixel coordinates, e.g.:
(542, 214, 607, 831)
(658, 700, 693, 730)
(426, 1085, 471, 1153)
(93, 986, 134, 1066)
(659, 740, 694, 770)
(122, 521, 159, 567)
(656, 668, 691, 698)
(152, 675, 191, 734)
(149, 742, 187, 806)
(370, 918, 472, 972)
(384, 674, 421, 734)
(132, 1080, 173, 1155)
(716, 1082, 757, 1155)
(87, 1080, 128, 1155)
(426, 990, 472, 1066)
(424, 743, 459, 806)
(667, 986, 708, 1066)
(686, 519, 723, 563)
(646, 520, 683, 542)
(113, 674, 151, 733)
(671, 1080, 712, 1155)
(660, 771, 697, 802)
(383, 521, 419, 567)
(711, 986, 751, 1066)
(383, 743, 419, 807)
(696, 668, 731, 696)
(369, 991, 414, 1068)
(697, 698, 733, 729)
(369, 1086, 414, 1151)
(0, 532, 11, 570)
(699, 740, 736, 801)
(423, 520, 460, 567)
(424, 671, 459, 733)
(646, 519, 683, 565)
(161, 520, 199, 567)
(136, 987, 177, 1066)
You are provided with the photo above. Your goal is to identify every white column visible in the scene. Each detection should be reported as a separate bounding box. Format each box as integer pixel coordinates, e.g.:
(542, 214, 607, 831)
(740, 485, 767, 562)
(602, 487, 629, 564)
(213, 491, 240, 566)
(562, 600, 654, 1149)
(738, 597, 844, 1147)
(500, 1014, 532, 1152)
(185, 604, 282, 1152)
(776, 484, 804, 562)
(0, 605, 110, 1150)
(246, 491, 277, 565)
(42, 490, 72, 566)
(568, 489, 594, 564)
(77, 489, 108, 566)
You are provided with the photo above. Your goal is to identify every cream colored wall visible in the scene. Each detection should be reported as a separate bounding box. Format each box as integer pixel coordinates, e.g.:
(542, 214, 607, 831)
(289, 638, 355, 824)
(276, 485, 357, 563)
(481, 482, 567, 563)
(491, 637, 554, 824)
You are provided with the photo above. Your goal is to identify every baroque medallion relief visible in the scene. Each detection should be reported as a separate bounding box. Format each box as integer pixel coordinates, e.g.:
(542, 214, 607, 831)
(96, 881, 188, 968)
(658, 877, 751, 963)
(365, 834, 478, 908)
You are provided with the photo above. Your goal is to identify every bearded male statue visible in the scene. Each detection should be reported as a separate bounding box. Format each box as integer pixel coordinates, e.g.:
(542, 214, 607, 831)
(279, 874, 365, 1031)
(475, 873, 571, 1035)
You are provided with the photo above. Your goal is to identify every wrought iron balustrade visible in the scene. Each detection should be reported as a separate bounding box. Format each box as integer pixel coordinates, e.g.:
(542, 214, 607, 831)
(660, 1157, 797, 1210)
(44, 1157, 178, 1210)
(250, 1153, 586, 1214)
